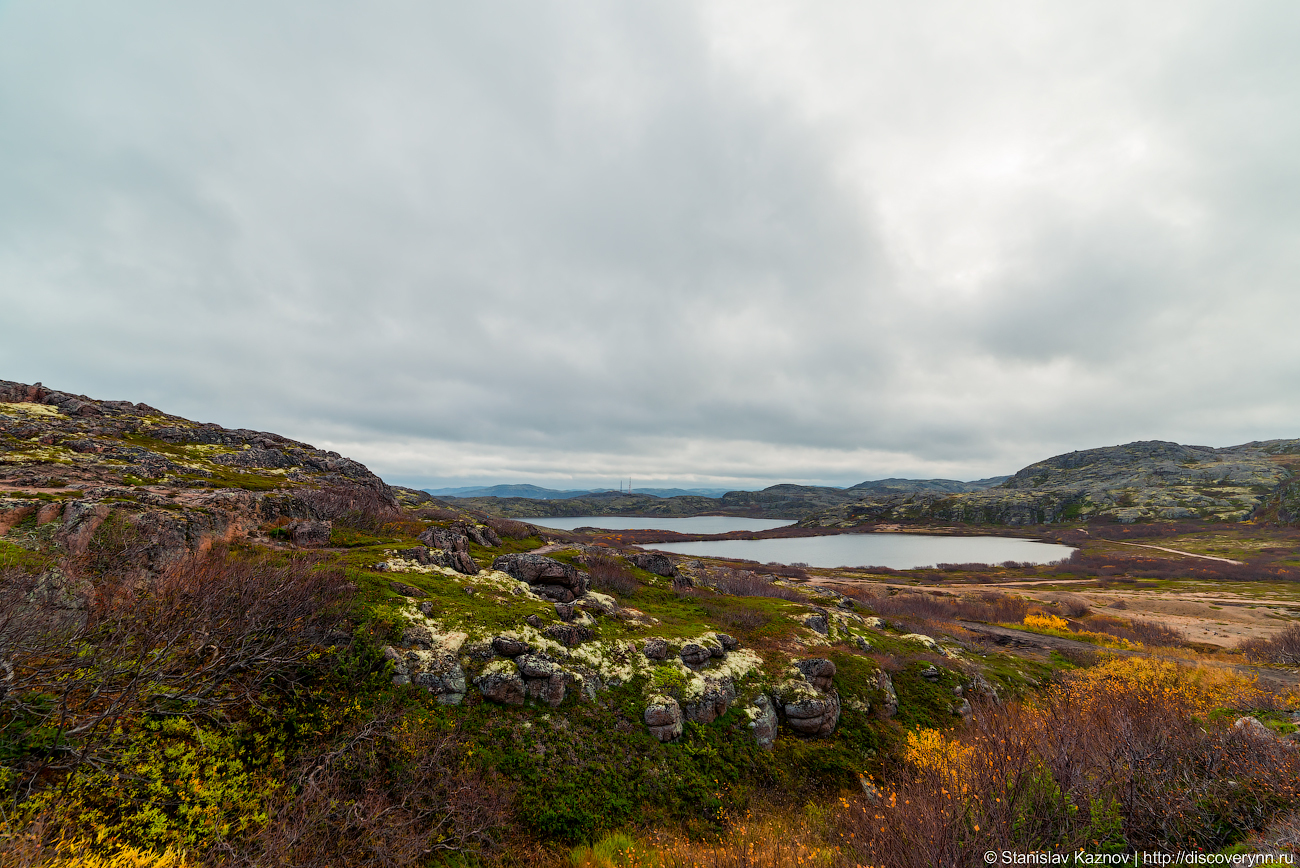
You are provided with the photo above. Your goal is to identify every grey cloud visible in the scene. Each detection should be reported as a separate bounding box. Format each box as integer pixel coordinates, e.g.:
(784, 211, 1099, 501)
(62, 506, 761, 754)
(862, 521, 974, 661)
(2, 1, 1300, 488)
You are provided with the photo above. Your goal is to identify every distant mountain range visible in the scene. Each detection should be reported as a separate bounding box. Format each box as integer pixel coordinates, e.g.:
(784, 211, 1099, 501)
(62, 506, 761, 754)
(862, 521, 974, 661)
(424, 484, 736, 500)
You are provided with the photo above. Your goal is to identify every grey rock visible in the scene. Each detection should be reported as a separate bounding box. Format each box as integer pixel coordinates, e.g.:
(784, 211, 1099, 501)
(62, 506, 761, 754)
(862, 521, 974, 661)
(544, 623, 593, 647)
(401, 622, 436, 648)
(462, 523, 502, 547)
(853, 635, 873, 652)
(644, 696, 684, 742)
(627, 552, 676, 577)
(921, 665, 940, 681)
(388, 580, 427, 598)
(525, 673, 566, 707)
(717, 633, 740, 650)
(555, 602, 576, 621)
(475, 670, 525, 705)
(397, 545, 436, 565)
(953, 698, 973, 718)
(876, 671, 899, 718)
(516, 654, 560, 679)
(783, 691, 841, 737)
(680, 642, 712, 669)
(525, 614, 543, 628)
(286, 519, 332, 547)
(795, 658, 836, 692)
(748, 694, 778, 749)
(642, 637, 669, 660)
(418, 526, 469, 553)
(534, 584, 576, 603)
(492, 635, 530, 657)
(802, 613, 829, 635)
(683, 677, 736, 726)
(491, 553, 589, 594)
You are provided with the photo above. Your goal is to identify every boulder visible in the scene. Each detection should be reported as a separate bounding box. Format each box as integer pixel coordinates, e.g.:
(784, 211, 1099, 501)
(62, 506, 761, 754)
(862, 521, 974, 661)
(475, 667, 526, 706)
(492, 635, 530, 657)
(642, 637, 669, 660)
(462, 523, 502, 547)
(554, 602, 576, 621)
(802, 613, 829, 635)
(287, 519, 332, 547)
(876, 671, 898, 718)
(748, 694, 778, 749)
(1233, 716, 1280, 743)
(492, 553, 589, 595)
(783, 692, 841, 737)
(389, 580, 427, 598)
(525, 673, 566, 707)
(644, 695, 683, 742)
(680, 642, 712, 669)
(544, 623, 593, 648)
(419, 526, 469, 553)
(515, 654, 560, 679)
(795, 658, 836, 692)
(397, 546, 437, 565)
(683, 677, 736, 726)
(717, 633, 740, 651)
(446, 550, 478, 575)
(627, 552, 676, 577)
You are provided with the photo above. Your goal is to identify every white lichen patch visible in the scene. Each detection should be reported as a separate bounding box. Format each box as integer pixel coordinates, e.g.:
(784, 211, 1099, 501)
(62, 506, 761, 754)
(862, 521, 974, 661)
(470, 569, 542, 599)
(0, 402, 64, 419)
(568, 640, 654, 684)
(900, 633, 940, 652)
(479, 659, 519, 678)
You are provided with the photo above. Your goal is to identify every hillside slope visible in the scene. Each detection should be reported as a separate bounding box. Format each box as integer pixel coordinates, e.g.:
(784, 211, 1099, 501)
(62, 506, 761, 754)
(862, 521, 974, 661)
(798, 439, 1300, 528)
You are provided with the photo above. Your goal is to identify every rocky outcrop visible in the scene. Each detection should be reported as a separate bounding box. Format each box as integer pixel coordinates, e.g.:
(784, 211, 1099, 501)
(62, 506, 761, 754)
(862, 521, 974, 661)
(491, 553, 590, 603)
(798, 439, 1300, 528)
(644, 695, 684, 742)
(774, 658, 842, 737)
(627, 552, 676, 577)
(683, 677, 736, 726)
(747, 694, 778, 749)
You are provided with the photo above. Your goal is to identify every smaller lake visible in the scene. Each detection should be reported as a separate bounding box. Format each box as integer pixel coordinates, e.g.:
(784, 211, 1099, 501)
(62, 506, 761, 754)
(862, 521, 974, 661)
(527, 516, 794, 534)
(651, 533, 1075, 570)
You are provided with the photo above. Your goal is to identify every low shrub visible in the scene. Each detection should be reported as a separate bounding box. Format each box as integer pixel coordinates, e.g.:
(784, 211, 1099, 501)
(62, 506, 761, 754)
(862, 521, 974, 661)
(1239, 623, 1300, 666)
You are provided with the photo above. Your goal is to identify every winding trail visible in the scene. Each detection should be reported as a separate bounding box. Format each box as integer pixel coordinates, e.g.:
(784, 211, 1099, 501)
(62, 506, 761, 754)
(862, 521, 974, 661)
(1112, 541, 1245, 565)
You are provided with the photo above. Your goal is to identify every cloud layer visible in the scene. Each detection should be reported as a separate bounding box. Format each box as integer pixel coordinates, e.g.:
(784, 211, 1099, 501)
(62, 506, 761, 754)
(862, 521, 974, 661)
(3, 1, 1299, 488)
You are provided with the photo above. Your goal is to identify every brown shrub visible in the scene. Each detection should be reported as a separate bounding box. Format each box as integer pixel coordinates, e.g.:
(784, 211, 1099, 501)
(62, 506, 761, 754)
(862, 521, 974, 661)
(703, 568, 806, 602)
(482, 516, 538, 540)
(583, 553, 639, 596)
(222, 713, 515, 868)
(838, 658, 1295, 863)
(0, 555, 354, 794)
(1239, 623, 1300, 666)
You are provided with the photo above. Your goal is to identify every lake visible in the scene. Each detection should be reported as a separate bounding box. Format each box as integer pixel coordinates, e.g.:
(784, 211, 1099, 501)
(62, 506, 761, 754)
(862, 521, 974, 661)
(527, 516, 794, 534)
(650, 533, 1075, 570)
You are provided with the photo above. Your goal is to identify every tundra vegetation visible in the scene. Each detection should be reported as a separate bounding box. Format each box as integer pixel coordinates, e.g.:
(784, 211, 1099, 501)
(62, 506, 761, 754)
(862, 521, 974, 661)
(1, 380, 1299, 866)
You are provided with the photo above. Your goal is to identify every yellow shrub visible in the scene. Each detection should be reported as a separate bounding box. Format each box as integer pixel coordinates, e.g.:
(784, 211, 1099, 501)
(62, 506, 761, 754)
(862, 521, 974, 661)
(1024, 613, 1068, 631)
(0, 832, 190, 868)
(1056, 656, 1259, 714)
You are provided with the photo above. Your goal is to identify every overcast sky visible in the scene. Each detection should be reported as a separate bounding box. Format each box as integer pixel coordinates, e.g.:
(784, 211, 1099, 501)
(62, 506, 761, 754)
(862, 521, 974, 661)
(3, 2, 1299, 490)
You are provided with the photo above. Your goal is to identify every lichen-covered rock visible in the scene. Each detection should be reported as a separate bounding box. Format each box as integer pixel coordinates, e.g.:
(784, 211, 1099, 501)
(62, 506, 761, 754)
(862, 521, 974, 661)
(683, 677, 736, 725)
(544, 623, 592, 648)
(419, 526, 469, 553)
(525, 673, 566, 707)
(748, 694, 778, 749)
(515, 654, 560, 679)
(644, 695, 683, 742)
(680, 642, 711, 669)
(642, 637, 669, 660)
(876, 671, 899, 718)
(554, 602, 576, 621)
(462, 522, 502, 547)
(794, 658, 836, 692)
(492, 635, 530, 657)
(717, 633, 740, 650)
(783, 691, 840, 737)
(491, 553, 589, 596)
(627, 552, 676, 577)
(286, 519, 332, 547)
(475, 664, 525, 706)
(802, 613, 829, 635)
(388, 580, 427, 598)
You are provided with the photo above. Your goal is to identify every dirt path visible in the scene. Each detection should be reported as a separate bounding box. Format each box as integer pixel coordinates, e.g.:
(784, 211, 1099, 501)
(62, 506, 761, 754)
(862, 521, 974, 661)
(1112, 541, 1245, 564)
(957, 621, 1300, 689)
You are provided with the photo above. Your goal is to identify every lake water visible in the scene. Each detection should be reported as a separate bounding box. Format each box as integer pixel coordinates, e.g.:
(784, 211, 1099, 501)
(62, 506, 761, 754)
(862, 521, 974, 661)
(650, 533, 1075, 570)
(527, 516, 794, 534)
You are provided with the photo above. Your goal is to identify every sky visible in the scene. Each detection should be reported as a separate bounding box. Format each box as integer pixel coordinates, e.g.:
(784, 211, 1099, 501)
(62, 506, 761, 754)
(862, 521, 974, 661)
(3, 1, 1299, 491)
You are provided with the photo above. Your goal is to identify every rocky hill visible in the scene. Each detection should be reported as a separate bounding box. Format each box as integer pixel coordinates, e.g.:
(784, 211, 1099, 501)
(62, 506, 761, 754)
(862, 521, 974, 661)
(0, 378, 399, 571)
(797, 439, 1300, 528)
